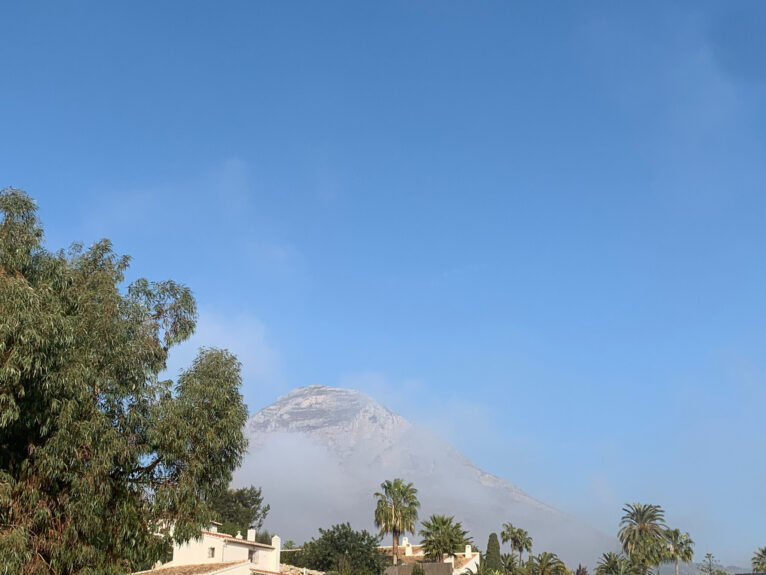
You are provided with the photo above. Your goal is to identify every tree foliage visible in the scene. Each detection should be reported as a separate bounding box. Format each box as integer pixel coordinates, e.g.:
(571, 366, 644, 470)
(664, 529, 694, 575)
(374, 478, 420, 565)
(502, 523, 532, 566)
(0, 189, 249, 573)
(419, 514, 471, 562)
(699, 553, 727, 575)
(502, 524, 517, 559)
(486, 533, 503, 573)
(501, 553, 520, 575)
(617, 503, 667, 575)
(296, 523, 383, 575)
(526, 552, 567, 575)
(595, 554, 640, 575)
(753, 547, 766, 573)
(514, 529, 532, 565)
(210, 485, 270, 538)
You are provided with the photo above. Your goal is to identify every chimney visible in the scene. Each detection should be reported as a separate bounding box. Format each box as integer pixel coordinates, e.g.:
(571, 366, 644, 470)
(465, 544, 472, 556)
(247, 529, 256, 542)
(271, 535, 281, 571)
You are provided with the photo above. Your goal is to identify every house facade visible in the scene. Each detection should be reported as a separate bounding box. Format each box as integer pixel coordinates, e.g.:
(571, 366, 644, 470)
(137, 522, 282, 575)
(380, 537, 481, 575)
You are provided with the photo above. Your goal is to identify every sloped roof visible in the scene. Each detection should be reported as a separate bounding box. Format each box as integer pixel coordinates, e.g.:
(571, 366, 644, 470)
(137, 562, 243, 575)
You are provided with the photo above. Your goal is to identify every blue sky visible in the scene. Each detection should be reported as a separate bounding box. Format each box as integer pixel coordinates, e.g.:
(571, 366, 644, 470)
(2, 1, 765, 565)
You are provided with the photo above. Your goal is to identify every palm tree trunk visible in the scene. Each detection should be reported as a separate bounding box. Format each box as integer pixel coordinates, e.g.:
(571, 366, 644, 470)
(675, 558, 679, 575)
(393, 531, 399, 566)
(519, 550, 523, 566)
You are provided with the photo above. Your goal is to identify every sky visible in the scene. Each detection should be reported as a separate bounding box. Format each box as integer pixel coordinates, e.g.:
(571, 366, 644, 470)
(1, 1, 765, 566)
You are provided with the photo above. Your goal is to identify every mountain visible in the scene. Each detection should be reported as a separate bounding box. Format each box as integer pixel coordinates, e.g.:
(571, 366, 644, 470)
(233, 385, 617, 567)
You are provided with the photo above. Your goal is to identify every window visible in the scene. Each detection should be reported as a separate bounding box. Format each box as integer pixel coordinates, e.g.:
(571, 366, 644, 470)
(249, 550, 257, 562)
(208, 547, 216, 558)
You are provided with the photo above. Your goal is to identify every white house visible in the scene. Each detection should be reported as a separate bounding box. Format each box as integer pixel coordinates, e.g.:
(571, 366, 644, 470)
(136, 521, 282, 575)
(380, 537, 481, 575)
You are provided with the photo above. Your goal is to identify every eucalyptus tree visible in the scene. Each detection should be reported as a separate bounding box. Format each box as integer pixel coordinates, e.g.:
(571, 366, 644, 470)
(374, 478, 420, 564)
(419, 514, 471, 562)
(526, 552, 567, 575)
(0, 189, 249, 573)
(752, 547, 766, 573)
(618, 503, 667, 575)
(664, 529, 694, 575)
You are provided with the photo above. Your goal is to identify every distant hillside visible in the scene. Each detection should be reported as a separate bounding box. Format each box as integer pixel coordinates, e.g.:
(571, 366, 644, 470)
(233, 385, 618, 567)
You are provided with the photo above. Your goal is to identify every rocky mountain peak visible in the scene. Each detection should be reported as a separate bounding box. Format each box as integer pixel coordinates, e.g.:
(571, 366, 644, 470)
(246, 385, 411, 457)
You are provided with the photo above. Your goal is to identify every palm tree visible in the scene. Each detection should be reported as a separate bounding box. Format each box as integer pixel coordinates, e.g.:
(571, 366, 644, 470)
(527, 552, 567, 575)
(596, 552, 623, 575)
(752, 547, 766, 573)
(502, 523, 517, 561)
(419, 514, 472, 562)
(597, 553, 642, 575)
(514, 529, 533, 565)
(374, 478, 420, 565)
(502, 553, 520, 575)
(664, 529, 694, 575)
(618, 503, 667, 575)
(575, 565, 589, 575)
(616, 557, 642, 575)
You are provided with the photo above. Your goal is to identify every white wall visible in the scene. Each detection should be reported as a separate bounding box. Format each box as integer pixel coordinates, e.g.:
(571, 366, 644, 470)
(168, 532, 281, 570)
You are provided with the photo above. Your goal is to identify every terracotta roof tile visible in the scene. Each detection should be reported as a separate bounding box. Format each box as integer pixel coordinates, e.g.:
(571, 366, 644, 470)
(137, 562, 243, 575)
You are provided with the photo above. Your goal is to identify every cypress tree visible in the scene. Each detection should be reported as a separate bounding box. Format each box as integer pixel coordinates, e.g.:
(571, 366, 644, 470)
(486, 532, 503, 572)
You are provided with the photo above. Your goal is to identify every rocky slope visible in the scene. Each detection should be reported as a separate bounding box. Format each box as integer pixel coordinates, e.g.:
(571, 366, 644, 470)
(234, 385, 617, 567)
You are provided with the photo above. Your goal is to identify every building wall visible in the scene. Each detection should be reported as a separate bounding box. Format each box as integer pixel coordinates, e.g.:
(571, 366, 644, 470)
(169, 533, 280, 568)
(172, 534, 227, 565)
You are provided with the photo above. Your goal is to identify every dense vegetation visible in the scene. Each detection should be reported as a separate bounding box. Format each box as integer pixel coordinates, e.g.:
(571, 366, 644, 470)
(419, 514, 472, 562)
(0, 190, 249, 573)
(210, 485, 270, 540)
(288, 523, 383, 575)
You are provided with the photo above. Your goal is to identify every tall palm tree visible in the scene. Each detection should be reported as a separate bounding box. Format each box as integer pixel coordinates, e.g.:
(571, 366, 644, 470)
(374, 478, 420, 565)
(752, 547, 766, 573)
(526, 552, 567, 575)
(502, 523, 517, 561)
(664, 529, 694, 575)
(419, 514, 472, 563)
(513, 528, 533, 565)
(618, 503, 667, 575)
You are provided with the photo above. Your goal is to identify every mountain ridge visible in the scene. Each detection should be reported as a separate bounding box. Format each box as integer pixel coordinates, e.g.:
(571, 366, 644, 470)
(235, 385, 616, 566)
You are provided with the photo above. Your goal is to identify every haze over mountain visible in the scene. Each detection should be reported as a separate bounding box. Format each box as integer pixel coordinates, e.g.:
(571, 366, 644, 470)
(233, 385, 618, 567)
